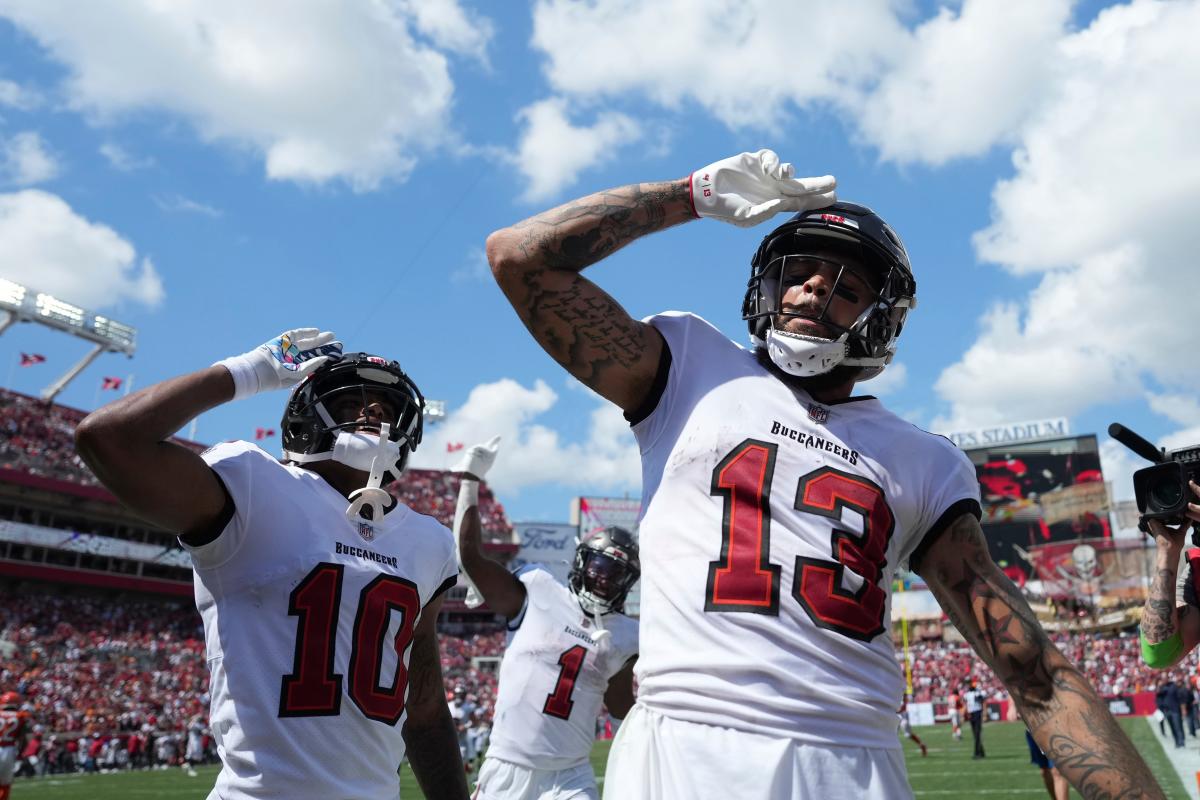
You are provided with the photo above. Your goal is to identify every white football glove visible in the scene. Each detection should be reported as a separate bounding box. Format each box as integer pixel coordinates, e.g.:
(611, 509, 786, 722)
(452, 435, 501, 481)
(690, 149, 837, 228)
(215, 328, 342, 401)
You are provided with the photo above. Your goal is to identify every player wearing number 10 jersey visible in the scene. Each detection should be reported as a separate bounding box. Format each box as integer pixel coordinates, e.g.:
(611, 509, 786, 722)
(77, 332, 469, 800)
(488, 150, 1162, 798)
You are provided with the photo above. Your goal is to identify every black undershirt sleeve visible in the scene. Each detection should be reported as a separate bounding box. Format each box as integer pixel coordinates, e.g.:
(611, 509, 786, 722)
(624, 330, 672, 427)
(908, 498, 983, 576)
(177, 468, 236, 548)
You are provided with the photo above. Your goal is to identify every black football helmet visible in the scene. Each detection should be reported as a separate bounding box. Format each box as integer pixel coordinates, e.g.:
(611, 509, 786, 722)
(742, 202, 916, 380)
(280, 352, 424, 474)
(569, 526, 640, 615)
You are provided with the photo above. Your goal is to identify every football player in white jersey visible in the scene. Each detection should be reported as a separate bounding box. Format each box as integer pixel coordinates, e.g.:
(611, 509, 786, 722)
(451, 438, 638, 800)
(76, 329, 469, 800)
(486, 150, 1162, 799)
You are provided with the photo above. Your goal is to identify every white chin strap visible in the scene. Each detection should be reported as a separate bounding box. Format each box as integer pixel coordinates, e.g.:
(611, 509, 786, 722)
(762, 328, 848, 377)
(285, 425, 405, 523)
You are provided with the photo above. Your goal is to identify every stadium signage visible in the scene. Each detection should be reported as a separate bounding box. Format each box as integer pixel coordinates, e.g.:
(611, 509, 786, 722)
(512, 523, 577, 585)
(943, 417, 1070, 449)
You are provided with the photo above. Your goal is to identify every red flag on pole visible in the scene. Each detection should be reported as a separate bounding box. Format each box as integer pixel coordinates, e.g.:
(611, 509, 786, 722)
(255, 428, 276, 440)
(101, 376, 123, 391)
(19, 353, 46, 367)
(446, 442, 464, 452)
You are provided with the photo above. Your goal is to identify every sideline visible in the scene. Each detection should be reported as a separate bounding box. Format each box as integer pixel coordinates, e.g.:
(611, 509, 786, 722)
(1147, 716, 1200, 799)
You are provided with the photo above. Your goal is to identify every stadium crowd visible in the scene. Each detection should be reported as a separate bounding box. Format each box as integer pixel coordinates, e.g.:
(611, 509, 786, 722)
(0, 388, 513, 542)
(903, 630, 1200, 704)
(0, 588, 512, 774)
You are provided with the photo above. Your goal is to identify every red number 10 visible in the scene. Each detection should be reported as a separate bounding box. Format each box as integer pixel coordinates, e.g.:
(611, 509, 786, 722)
(706, 439, 895, 641)
(279, 562, 422, 725)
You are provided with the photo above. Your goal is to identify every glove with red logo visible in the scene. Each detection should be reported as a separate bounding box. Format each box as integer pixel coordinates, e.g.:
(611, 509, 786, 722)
(690, 149, 837, 228)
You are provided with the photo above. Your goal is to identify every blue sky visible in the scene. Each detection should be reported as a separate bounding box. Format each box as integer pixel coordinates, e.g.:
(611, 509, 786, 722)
(0, 0, 1197, 525)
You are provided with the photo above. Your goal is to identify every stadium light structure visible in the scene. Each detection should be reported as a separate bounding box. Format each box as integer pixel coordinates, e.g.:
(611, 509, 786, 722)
(424, 399, 446, 425)
(0, 278, 137, 403)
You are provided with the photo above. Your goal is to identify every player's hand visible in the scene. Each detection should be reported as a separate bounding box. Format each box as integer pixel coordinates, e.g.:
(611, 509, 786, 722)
(453, 435, 501, 481)
(690, 149, 837, 228)
(216, 328, 342, 400)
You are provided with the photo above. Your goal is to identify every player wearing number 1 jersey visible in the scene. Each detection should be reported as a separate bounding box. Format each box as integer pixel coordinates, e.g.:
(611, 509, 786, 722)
(488, 150, 1161, 798)
(76, 330, 469, 800)
(451, 438, 638, 800)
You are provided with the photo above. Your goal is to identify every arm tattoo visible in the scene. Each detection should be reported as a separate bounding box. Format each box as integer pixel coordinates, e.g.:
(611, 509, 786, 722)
(1142, 567, 1179, 643)
(496, 180, 690, 394)
(927, 515, 1164, 799)
(402, 631, 468, 800)
(510, 181, 689, 273)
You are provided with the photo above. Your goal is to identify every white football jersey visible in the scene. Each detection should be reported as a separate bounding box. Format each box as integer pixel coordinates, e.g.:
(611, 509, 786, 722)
(183, 441, 458, 800)
(631, 313, 980, 749)
(485, 566, 638, 771)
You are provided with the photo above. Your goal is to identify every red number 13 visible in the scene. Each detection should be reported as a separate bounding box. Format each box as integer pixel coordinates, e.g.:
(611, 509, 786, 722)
(706, 439, 895, 641)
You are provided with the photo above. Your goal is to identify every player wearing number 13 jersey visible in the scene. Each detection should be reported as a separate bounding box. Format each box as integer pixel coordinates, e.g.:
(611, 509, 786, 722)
(488, 150, 1162, 798)
(77, 334, 470, 800)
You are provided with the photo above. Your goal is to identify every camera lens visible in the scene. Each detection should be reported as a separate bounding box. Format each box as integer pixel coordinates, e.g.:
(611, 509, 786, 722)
(1150, 478, 1184, 510)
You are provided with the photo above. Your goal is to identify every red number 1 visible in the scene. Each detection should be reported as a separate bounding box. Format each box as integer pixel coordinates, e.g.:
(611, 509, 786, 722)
(542, 645, 588, 720)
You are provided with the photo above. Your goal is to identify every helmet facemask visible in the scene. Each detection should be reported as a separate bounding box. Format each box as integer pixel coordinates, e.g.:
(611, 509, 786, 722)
(568, 528, 641, 619)
(280, 354, 424, 522)
(743, 204, 916, 381)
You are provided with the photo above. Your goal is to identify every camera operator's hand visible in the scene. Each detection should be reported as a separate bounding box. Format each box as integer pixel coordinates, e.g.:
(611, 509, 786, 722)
(1147, 518, 1192, 554)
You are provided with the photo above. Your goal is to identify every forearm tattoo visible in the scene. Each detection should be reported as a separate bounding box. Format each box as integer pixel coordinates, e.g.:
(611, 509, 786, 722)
(927, 516, 1163, 799)
(1142, 566, 1179, 643)
(510, 180, 689, 273)
(497, 180, 689, 389)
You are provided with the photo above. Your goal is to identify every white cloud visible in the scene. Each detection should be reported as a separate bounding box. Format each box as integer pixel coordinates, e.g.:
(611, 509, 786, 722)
(0, 189, 163, 308)
(1146, 393, 1200, 429)
(856, 0, 1072, 165)
(530, 0, 904, 131)
(409, 378, 640, 495)
(450, 246, 490, 283)
(863, 361, 907, 396)
(515, 98, 641, 201)
(398, 0, 493, 63)
(152, 193, 222, 218)
(1, 131, 59, 185)
(99, 141, 154, 171)
(934, 0, 1200, 429)
(0, 77, 40, 110)
(0, 0, 493, 190)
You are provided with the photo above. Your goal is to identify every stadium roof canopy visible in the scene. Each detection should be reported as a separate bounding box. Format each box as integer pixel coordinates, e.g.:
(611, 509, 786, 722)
(0, 278, 136, 402)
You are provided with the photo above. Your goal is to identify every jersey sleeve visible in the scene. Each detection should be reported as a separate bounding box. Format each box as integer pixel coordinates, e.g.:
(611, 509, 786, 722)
(631, 312, 729, 450)
(425, 522, 460, 612)
(901, 439, 982, 574)
(179, 440, 276, 569)
(1179, 549, 1200, 609)
(506, 564, 556, 631)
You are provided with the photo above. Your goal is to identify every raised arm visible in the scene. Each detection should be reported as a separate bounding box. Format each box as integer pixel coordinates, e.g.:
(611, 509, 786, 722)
(75, 328, 339, 540)
(917, 513, 1164, 799)
(452, 437, 525, 617)
(401, 594, 469, 800)
(75, 365, 236, 539)
(1141, 494, 1200, 668)
(487, 150, 837, 412)
(486, 180, 687, 412)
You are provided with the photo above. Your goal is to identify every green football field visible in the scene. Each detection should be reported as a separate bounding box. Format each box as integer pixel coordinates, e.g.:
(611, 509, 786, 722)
(12, 719, 1189, 799)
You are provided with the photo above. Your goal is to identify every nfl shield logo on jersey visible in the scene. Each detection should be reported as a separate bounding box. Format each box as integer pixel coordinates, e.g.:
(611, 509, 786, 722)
(357, 521, 376, 542)
(808, 404, 829, 424)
